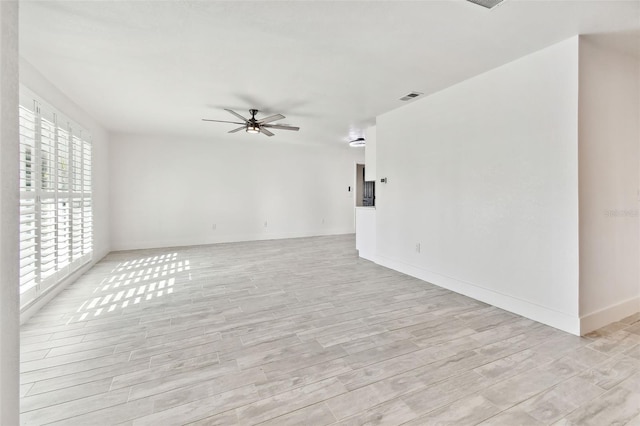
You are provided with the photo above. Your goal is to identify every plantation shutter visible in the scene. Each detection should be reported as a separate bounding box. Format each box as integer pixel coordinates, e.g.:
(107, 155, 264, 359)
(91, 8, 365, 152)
(18, 97, 38, 303)
(82, 138, 93, 255)
(71, 134, 83, 261)
(19, 86, 93, 308)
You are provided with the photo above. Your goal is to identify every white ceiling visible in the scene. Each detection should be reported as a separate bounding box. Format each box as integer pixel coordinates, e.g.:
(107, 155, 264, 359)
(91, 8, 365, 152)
(19, 1, 640, 146)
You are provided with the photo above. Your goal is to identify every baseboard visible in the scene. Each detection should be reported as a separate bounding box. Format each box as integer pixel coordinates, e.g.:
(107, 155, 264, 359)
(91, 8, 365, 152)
(110, 229, 356, 252)
(374, 254, 581, 336)
(358, 250, 377, 262)
(20, 251, 110, 325)
(580, 296, 640, 335)
(21, 264, 86, 325)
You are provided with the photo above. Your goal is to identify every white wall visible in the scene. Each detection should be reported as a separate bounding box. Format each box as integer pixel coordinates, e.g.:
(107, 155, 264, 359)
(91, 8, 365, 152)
(20, 59, 110, 262)
(0, 3, 19, 423)
(355, 207, 376, 261)
(578, 36, 640, 333)
(110, 133, 363, 250)
(365, 125, 377, 181)
(375, 37, 581, 334)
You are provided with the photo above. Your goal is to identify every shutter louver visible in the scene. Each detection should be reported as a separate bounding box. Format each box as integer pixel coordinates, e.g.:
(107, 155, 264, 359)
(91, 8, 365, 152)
(19, 105, 38, 302)
(82, 139, 93, 255)
(71, 135, 83, 261)
(40, 197, 57, 282)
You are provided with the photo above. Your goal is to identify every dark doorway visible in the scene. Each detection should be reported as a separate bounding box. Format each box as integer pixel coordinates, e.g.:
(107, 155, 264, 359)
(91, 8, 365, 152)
(362, 168, 375, 207)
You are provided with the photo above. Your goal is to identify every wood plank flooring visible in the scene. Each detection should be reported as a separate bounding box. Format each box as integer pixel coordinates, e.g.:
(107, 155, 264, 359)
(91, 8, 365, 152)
(20, 235, 640, 425)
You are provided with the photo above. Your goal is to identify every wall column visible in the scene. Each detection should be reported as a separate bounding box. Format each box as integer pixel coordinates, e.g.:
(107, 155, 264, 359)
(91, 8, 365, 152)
(0, 1, 20, 424)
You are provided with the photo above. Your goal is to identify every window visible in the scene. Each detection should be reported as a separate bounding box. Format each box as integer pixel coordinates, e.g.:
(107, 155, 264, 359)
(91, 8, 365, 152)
(19, 87, 93, 308)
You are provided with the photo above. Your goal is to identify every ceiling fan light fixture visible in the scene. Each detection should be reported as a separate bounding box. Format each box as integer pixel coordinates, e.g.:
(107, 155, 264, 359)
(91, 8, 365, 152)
(349, 137, 366, 147)
(203, 108, 299, 137)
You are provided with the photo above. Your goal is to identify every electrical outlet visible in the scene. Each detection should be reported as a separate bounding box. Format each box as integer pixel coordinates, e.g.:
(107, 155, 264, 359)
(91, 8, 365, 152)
(264, 221, 268, 228)
(322, 218, 325, 224)
(415, 243, 421, 253)
(212, 224, 216, 230)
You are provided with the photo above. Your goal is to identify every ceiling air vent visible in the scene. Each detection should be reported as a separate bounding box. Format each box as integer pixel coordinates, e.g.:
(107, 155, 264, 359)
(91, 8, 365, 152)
(467, 0, 505, 9)
(400, 92, 423, 101)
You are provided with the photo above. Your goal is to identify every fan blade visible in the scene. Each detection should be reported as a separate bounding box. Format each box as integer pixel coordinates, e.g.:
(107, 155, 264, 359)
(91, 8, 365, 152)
(225, 109, 249, 122)
(258, 114, 285, 125)
(260, 127, 275, 137)
(228, 126, 245, 133)
(262, 124, 300, 131)
(202, 119, 246, 125)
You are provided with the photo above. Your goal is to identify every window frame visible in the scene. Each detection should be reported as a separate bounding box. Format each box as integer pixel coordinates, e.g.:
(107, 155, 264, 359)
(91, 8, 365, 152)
(19, 86, 93, 309)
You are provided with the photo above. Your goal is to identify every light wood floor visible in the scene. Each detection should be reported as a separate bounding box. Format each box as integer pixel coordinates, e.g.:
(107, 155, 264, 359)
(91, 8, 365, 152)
(20, 235, 640, 425)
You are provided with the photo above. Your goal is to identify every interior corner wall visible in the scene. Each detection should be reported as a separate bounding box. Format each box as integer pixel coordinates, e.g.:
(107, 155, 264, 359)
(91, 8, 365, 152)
(375, 37, 581, 334)
(19, 59, 111, 262)
(109, 134, 364, 251)
(578, 37, 640, 333)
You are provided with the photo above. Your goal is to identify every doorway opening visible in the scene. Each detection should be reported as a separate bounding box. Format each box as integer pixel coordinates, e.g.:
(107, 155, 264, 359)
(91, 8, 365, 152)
(355, 163, 375, 207)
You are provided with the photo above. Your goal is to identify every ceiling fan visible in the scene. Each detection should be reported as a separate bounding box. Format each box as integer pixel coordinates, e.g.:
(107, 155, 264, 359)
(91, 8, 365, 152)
(202, 109, 300, 137)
